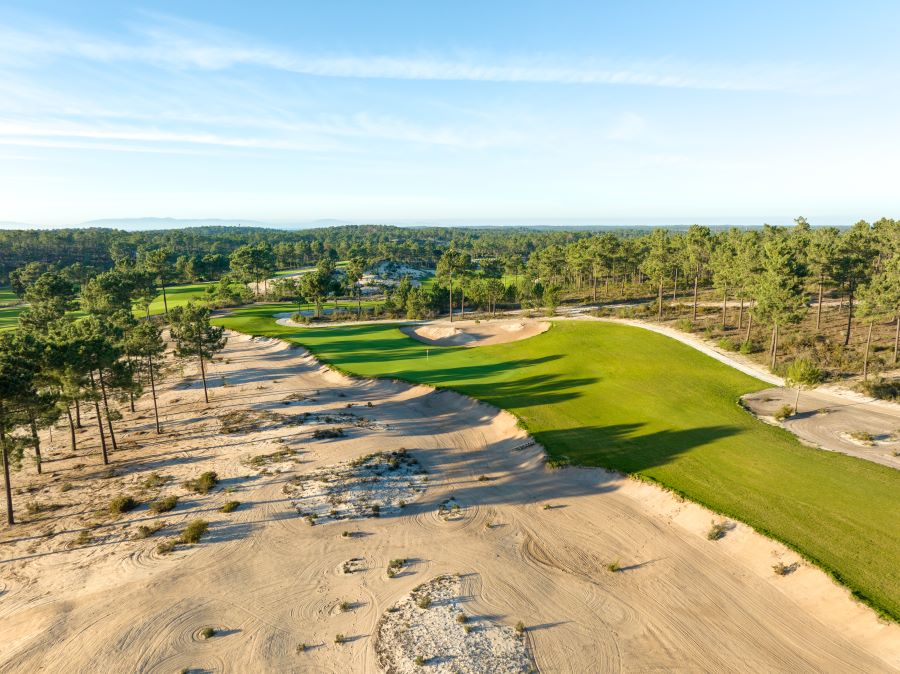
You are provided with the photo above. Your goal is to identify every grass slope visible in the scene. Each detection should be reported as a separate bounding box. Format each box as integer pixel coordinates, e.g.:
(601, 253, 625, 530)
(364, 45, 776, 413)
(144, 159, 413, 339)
(219, 307, 894, 620)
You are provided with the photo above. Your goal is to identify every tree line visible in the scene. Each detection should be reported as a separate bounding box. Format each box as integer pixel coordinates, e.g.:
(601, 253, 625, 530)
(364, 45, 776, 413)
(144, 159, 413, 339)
(0, 259, 228, 525)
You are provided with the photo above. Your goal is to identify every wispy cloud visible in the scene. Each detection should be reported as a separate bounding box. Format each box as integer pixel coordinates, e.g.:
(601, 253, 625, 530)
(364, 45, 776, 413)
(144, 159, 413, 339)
(0, 16, 823, 93)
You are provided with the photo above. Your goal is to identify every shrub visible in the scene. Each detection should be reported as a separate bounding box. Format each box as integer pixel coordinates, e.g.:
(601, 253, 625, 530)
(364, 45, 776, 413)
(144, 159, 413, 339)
(514, 621, 526, 635)
(606, 559, 620, 573)
(707, 520, 728, 541)
(477, 474, 489, 482)
(75, 530, 93, 546)
(180, 519, 209, 544)
(860, 377, 900, 401)
(416, 594, 432, 609)
(773, 561, 797, 576)
(133, 522, 166, 539)
(143, 472, 170, 488)
(676, 318, 693, 333)
(414, 655, 425, 666)
(109, 495, 136, 514)
(717, 336, 738, 352)
(59, 482, 73, 493)
(313, 428, 344, 440)
(463, 624, 473, 634)
(150, 495, 178, 513)
(849, 431, 875, 445)
(199, 627, 215, 639)
(341, 530, 351, 538)
(455, 613, 467, 624)
(338, 600, 350, 612)
(157, 538, 177, 554)
(334, 633, 346, 645)
(183, 471, 218, 494)
(739, 340, 759, 355)
(773, 404, 794, 421)
(220, 500, 240, 513)
(296, 643, 307, 653)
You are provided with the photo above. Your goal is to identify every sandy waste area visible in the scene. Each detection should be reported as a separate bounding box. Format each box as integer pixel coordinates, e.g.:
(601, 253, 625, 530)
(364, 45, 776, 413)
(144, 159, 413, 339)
(0, 331, 898, 672)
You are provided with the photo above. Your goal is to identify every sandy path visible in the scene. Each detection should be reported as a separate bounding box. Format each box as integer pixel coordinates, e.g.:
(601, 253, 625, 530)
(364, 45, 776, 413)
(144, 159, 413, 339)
(2, 332, 897, 672)
(743, 388, 900, 469)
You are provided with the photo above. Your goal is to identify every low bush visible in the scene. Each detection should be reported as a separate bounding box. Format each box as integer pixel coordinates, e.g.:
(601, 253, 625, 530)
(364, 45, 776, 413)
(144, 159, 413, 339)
(183, 471, 218, 494)
(313, 428, 344, 440)
(220, 500, 240, 513)
(338, 600, 350, 612)
(773, 404, 794, 421)
(414, 655, 425, 666)
(707, 520, 729, 541)
(416, 594, 432, 609)
(149, 495, 178, 513)
(606, 559, 620, 573)
(157, 538, 177, 554)
(199, 627, 216, 639)
(514, 621, 526, 635)
(334, 633, 346, 645)
(133, 522, 166, 539)
(109, 495, 136, 514)
(717, 336, 738, 352)
(179, 519, 209, 544)
(143, 472, 170, 488)
(860, 377, 900, 401)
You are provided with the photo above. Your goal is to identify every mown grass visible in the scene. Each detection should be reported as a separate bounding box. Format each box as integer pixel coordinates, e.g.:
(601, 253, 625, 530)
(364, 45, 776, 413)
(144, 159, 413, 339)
(143, 282, 212, 316)
(216, 307, 900, 620)
(0, 305, 22, 332)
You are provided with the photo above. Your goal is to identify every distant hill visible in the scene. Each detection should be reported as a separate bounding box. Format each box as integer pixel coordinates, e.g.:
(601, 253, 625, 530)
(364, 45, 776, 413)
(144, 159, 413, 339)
(76, 217, 279, 231)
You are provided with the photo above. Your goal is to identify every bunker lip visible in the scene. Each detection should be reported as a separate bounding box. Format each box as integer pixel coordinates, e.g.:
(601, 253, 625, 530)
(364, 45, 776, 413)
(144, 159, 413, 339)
(400, 319, 550, 348)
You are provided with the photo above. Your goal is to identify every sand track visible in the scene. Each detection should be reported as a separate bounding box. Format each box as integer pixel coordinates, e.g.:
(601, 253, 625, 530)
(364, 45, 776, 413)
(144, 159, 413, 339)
(1, 331, 898, 672)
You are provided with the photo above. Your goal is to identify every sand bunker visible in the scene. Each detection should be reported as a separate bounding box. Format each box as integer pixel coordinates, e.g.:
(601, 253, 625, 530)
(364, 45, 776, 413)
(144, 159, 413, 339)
(401, 319, 550, 347)
(375, 575, 534, 674)
(287, 449, 427, 523)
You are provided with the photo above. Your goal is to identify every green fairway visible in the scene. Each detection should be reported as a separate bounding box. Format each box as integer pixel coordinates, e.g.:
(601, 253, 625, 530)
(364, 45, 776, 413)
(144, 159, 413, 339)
(0, 286, 17, 305)
(143, 282, 212, 316)
(216, 305, 900, 620)
(0, 305, 22, 331)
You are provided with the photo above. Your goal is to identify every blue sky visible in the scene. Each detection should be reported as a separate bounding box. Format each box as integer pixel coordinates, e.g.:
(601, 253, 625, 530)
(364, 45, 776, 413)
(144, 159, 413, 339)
(1, 1, 898, 226)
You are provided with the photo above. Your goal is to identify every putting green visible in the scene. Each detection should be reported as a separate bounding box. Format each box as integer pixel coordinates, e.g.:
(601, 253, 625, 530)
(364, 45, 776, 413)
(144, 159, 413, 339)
(220, 306, 899, 620)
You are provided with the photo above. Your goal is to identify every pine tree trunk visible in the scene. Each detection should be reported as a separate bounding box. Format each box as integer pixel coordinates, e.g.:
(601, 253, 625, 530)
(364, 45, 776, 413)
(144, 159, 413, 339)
(692, 275, 699, 321)
(745, 312, 753, 344)
(738, 295, 744, 331)
(449, 276, 454, 322)
(770, 323, 779, 370)
(672, 267, 678, 303)
(657, 280, 663, 322)
(161, 283, 169, 315)
(97, 368, 117, 452)
(816, 275, 824, 331)
(75, 398, 82, 428)
(1, 404, 14, 525)
(30, 417, 42, 475)
(199, 350, 209, 404)
(721, 282, 728, 329)
(461, 287, 465, 318)
(65, 404, 77, 451)
(795, 387, 801, 414)
(592, 274, 597, 302)
(863, 321, 874, 381)
(89, 371, 109, 465)
(894, 315, 899, 366)
(844, 279, 854, 346)
(148, 353, 161, 434)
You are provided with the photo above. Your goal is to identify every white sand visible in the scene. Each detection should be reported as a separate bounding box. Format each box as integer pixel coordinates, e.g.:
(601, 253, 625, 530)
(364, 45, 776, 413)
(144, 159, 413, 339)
(401, 319, 550, 347)
(0, 331, 897, 672)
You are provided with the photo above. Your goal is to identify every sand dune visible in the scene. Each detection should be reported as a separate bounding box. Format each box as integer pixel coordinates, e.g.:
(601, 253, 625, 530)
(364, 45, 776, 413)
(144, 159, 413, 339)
(1, 332, 897, 672)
